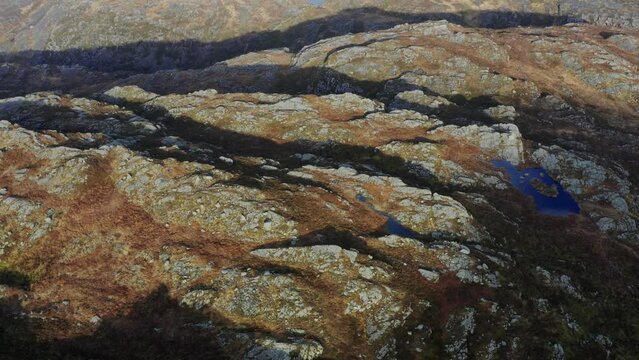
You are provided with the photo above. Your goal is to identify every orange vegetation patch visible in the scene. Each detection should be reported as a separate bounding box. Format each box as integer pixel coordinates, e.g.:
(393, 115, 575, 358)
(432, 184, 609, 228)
(0, 147, 64, 206)
(0, 147, 40, 171)
(347, 123, 431, 147)
(5, 153, 253, 339)
(263, 50, 294, 65)
(438, 138, 491, 173)
(304, 95, 370, 122)
(268, 184, 387, 237)
(56, 96, 74, 109)
(360, 181, 394, 205)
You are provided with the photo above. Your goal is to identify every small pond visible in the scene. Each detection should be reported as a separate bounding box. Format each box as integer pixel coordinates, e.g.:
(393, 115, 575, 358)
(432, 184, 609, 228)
(356, 194, 421, 238)
(492, 160, 580, 216)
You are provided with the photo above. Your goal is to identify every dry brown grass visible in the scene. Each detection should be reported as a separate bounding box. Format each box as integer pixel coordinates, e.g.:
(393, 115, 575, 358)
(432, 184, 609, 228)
(438, 137, 492, 173)
(398, 27, 638, 130)
(304, 95, 371, 122)
(0, 148, 63, 206)
(270, 181, 387, 237)
(361, 126, 431, 147)
(1, 152, 256, 340)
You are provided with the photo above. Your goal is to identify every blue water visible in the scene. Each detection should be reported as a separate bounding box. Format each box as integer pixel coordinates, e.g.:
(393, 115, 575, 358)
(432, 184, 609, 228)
(492, 160, 580, 216)
(356, 194, 421, 238)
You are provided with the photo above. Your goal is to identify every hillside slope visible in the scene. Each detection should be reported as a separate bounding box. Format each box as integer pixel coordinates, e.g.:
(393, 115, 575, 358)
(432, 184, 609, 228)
(0, 15, 638, 359)
(0, 0, 638, 54)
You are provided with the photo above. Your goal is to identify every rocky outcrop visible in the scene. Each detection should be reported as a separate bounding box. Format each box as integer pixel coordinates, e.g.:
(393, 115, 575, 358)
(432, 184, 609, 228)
(0, 15, 638, 360)
(533, 145, 637, 240)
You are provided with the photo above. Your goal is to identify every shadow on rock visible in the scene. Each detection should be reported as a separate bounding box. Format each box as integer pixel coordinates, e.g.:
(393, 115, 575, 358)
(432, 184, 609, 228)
(0, 8, 580, 74)
(0, 285, 226, 360)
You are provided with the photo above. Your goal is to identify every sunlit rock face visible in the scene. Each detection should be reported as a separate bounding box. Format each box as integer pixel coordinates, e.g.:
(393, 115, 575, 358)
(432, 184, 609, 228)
(0, 2, 639, 359)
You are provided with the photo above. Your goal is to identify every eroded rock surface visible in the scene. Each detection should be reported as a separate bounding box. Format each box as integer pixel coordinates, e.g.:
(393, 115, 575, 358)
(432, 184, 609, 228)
(0, 16, 638, 360)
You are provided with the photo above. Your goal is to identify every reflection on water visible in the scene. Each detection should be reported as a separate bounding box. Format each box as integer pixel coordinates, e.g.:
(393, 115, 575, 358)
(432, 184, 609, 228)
(493, 160, 580, 216)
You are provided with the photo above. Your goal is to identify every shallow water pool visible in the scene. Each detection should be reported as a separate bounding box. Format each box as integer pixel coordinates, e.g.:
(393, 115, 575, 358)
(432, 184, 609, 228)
(356, 194, 421, 238)
(492, 160, 580, 216)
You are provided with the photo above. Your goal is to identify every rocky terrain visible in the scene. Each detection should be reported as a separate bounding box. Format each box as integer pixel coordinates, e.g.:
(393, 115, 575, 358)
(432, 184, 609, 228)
(0, 0, 638, 77)
(1, 2, 639, 360)
(1, 0, 638, 52)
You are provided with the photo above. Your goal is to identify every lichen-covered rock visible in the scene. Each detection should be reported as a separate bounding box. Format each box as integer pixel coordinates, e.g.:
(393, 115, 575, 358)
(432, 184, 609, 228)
(136, 90, 437, 147)
(112, 152, 298, 243)
(289, 165, 484, 241)
(0, 13, 638, 360)
(433, 123, 524, 165)
(445, 308, 477, 360)
(181, 269, 319, 324)
(535, 266, 584, 300)
(181, 243, 411, 359)
(389, 90, 453, 115)
(0, 93, 161, 140)
(101, 85, 160, 104)
(533, 145, 637, 238)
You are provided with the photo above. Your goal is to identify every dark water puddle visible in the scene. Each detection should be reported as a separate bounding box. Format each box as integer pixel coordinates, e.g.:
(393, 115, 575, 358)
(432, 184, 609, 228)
(492, 160, 580, 216)
(356, 194, 421, 238)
